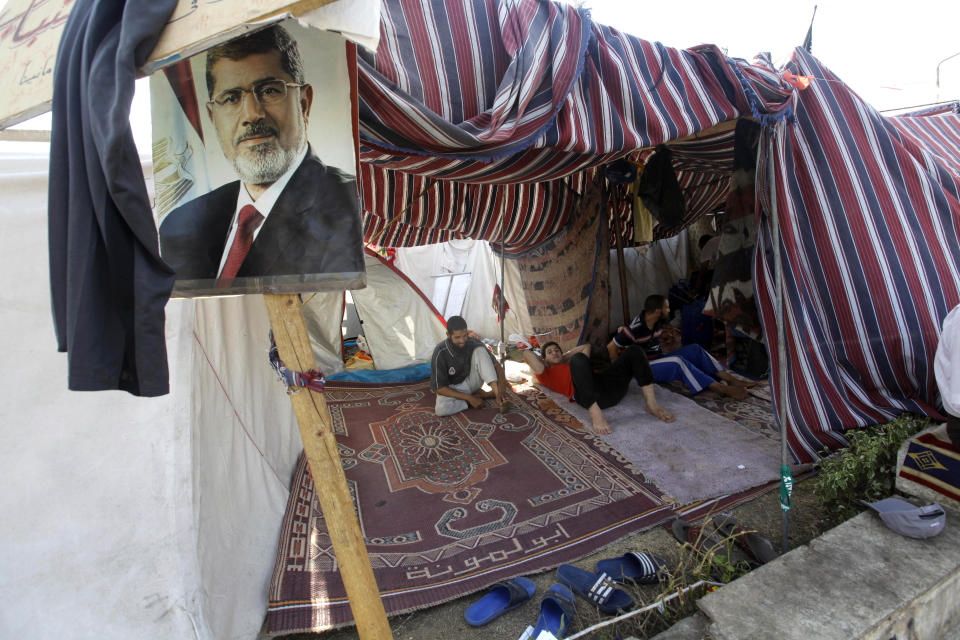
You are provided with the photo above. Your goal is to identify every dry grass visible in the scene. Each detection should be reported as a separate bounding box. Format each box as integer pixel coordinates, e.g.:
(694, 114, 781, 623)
(557, 477, 828, 639)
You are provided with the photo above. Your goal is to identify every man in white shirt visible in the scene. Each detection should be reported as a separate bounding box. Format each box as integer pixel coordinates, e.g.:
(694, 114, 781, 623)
(935, 305, 960, 442)
(159, 24, 363, 284)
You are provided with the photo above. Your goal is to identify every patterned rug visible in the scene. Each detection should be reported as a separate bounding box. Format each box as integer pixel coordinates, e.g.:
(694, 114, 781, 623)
(674, 381, 779, 440)
(658, 325, 779, 439)
(265, 380, 672, 634)
(514, 180, 611, 356)
(896, 424, 960, 510)
(533, 382, 782, 504)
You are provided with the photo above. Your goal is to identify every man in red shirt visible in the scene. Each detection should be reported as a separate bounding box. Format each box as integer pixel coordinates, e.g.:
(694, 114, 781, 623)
(523, 342, 674, 435)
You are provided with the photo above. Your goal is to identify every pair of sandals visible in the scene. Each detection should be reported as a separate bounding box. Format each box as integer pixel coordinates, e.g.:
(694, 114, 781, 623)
(463, 577, 576, 638)
(556, 551, 668, 616)
(464, 551, 669, 637)
(671, 513, 779, 565)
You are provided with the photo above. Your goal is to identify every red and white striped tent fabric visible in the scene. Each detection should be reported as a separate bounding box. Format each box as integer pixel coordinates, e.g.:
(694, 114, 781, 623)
(357, 0, 790, 250)
(755, 49, 960, 461)
(357, 0, 960, 462)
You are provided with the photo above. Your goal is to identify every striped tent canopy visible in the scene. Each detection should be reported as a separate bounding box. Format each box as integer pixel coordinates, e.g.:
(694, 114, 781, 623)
(754, 48, 960, 461)
(357, 0, 792, 251)
(357, 0, 960, 461)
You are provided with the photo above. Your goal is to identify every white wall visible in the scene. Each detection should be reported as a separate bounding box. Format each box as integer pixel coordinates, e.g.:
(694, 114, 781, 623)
(395, 239, 531, 341)
(608, 231, 690, 323)
(0, 153, 201, 639)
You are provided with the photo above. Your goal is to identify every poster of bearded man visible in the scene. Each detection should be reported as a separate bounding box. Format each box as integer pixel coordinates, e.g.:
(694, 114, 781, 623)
(151, 19, 365, 296)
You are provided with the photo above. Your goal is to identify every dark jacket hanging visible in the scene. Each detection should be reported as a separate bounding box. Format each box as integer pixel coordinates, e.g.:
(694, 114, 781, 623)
(49, 0, 178, 396)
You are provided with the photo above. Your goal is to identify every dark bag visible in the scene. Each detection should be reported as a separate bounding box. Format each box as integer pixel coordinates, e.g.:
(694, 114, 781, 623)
(732, 336, 769, 379)
(637, 145, 686, 227)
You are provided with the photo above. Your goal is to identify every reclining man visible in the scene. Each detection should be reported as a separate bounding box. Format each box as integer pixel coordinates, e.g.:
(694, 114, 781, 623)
(431, 316, 510, 416)
(608, 295, 754, 399)
(523, 341, 675, 435)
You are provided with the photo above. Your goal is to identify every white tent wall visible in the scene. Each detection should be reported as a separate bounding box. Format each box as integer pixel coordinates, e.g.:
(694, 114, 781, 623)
(349, 254, 447, 370)
(0, 151, 314, 640)
(303, 290, 349, 376)
(608, 231, 690, 323)
(395, 240, 532, 340)
(0, 153, 201, 639)
(190, 295, 304, 640)
(300, 254, 447, 371)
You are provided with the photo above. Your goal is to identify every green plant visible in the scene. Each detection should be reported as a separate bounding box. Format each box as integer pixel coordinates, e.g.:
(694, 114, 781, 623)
(815, 414, 931, 526)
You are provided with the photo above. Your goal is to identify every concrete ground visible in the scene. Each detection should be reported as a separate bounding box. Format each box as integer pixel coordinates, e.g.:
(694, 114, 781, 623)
(695, 503, 960, 640)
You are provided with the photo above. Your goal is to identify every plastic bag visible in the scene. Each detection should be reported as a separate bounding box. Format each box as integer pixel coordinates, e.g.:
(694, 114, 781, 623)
(345, 350, 375, 370)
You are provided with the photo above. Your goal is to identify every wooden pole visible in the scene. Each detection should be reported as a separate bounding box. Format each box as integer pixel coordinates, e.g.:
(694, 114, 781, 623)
(263, 293, 392, 640)
(611, 185, 631, 327)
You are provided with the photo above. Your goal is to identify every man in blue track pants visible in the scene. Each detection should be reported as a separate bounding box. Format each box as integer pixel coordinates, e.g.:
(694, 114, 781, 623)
(607, 295, 754, 399)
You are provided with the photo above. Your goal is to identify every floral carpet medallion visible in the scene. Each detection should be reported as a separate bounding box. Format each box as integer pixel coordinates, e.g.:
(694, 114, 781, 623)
(365, 409, 508, 496)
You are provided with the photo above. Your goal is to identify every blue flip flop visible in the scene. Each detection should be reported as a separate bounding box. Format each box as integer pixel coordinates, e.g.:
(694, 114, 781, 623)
(530, 583, 578, 638)
(594, 551, 668, 584)
(557, 564, 634, 615)
(464, 576, 535, 626)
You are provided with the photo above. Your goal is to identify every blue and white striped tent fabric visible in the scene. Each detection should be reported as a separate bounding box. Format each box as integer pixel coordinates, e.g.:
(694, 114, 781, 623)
(358, 0, 960, 461)
(357, 0, 789, 251)
(754, 49, 960, 461)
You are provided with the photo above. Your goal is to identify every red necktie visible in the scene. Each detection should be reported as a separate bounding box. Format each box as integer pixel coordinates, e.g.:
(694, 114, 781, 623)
(219, 205, 263, 280)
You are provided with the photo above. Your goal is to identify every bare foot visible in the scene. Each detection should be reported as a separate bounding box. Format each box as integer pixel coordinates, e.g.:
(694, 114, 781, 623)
(713, 382, 749, 399)
(588, 404, 612, 435)
(477, 389, 497, 399)
(646, 404, 675, 423)
(717, 371, 759, 388)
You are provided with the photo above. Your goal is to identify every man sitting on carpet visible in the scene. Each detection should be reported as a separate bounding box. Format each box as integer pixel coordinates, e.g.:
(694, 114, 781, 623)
(523, 341, 675, 435)
(430, 315, 509, 416)
(607, 295, 754, 399)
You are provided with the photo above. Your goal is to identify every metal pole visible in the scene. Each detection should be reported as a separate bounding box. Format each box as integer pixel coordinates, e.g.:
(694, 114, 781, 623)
(936, 51, 960, 102)
(768, 122, 791, 554)
(499, 215, 506, 365)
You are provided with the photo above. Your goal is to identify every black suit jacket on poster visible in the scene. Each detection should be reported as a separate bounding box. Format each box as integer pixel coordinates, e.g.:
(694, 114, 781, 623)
(48, 0, 178, 397)
(159, 150, 364, 280)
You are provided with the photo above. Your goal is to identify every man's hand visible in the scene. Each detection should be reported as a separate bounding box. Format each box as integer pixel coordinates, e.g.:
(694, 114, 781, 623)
(466, 394, 484, 409)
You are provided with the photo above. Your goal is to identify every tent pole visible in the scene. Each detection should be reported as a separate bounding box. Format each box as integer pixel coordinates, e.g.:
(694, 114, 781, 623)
(264, 294, 393, 640)
(499, 216, 506, 365)
(767, 124, 791, 555)
(610, 181, 631, 327)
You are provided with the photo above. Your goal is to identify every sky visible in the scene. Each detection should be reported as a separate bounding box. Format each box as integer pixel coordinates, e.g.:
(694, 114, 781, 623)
(583, 0, 960, 113)
(5, 0, 960, 154)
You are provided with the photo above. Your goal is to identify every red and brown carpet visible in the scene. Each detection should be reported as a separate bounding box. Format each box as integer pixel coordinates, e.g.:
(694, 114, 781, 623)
(266, 380, 673, 634)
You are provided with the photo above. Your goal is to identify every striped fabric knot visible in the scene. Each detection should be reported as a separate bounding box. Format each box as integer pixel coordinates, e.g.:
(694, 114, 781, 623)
(268, 331, 326, 393)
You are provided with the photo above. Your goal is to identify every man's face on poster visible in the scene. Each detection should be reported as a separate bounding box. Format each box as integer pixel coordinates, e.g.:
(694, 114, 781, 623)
(206, 49, 314, 186)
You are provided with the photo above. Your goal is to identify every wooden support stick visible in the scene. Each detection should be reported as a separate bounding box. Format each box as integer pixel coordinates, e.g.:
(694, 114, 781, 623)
(611, 189, 631, 328)
(263, 293, 392, 640)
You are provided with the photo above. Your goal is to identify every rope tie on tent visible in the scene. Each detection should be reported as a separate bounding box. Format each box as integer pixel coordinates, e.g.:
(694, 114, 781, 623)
(268, 331, 326, 394)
